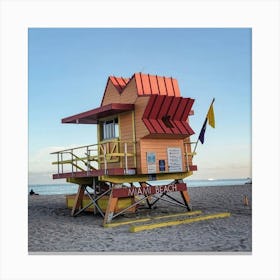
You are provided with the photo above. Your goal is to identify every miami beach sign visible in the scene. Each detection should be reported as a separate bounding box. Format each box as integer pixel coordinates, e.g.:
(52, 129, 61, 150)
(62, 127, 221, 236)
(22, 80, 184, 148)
(112, 183, 187, 198)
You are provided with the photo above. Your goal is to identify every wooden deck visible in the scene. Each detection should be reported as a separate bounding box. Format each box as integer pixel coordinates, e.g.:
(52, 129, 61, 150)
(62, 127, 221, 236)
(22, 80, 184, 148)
(52, 168, 136, 180)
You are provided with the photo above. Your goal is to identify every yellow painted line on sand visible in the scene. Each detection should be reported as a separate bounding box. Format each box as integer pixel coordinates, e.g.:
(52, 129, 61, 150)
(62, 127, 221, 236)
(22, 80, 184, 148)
(104, 210, 202, 228)
(153, 210, 202, 220)
(104, 218, 151, 228)
(130, 212, 231, 233)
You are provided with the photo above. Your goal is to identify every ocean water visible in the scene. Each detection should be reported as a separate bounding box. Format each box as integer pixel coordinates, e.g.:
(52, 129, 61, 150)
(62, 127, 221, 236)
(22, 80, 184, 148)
(28, 178, 251, 195)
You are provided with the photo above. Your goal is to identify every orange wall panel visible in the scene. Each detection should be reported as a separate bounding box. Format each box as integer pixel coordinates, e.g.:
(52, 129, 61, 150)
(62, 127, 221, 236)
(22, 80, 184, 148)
(119, 112, 135, 168)
(119, 112, 133, 141)
(102, 81, 121, 106)
(134, 96, 150, 173)
(139, 138, 186, 174)
(102, 79, 138, 106)
(117, 79, 138, 104)
(134, 96, 150, 141)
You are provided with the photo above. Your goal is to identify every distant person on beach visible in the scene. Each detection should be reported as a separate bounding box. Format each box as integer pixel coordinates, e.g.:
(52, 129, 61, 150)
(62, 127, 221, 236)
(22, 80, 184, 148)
(29, 189, 39, 195)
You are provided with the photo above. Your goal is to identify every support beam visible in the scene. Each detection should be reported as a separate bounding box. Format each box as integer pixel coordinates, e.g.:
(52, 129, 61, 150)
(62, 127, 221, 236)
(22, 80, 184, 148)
(100, 171, 193, 184)
(180, 190, 192, 211)
(71, 185, 85, 216)
(177, 178, 192, 211)
(103, 190, 118, 226)
(67, 177, 94, 185)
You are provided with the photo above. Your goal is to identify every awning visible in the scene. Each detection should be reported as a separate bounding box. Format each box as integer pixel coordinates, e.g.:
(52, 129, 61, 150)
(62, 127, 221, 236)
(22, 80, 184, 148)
(62, 103, 135, 124)
(142, 95, 195, 137)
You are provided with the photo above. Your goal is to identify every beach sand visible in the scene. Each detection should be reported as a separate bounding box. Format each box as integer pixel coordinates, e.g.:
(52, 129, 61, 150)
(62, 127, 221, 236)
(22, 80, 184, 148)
(28, 184, 252, 253)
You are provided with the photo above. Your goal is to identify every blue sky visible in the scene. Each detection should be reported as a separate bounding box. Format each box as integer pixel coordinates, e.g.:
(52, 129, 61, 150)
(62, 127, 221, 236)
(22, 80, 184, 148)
(28, 28, 251, 184)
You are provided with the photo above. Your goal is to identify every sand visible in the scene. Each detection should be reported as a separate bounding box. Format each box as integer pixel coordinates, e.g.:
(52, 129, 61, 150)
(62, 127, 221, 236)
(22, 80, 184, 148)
(28, 184, 252, 253)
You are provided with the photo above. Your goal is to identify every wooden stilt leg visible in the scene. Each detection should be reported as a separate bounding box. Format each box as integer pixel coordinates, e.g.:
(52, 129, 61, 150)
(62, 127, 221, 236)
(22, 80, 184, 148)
(140, 182, 152, 209)
(92, 180, 97, 215)
(71, 185, 85, 216)
(145, 195, 153, 209)
(103, 190, 118, 226)
(176, 179, 192, 211)
(180, 190, 192, 211)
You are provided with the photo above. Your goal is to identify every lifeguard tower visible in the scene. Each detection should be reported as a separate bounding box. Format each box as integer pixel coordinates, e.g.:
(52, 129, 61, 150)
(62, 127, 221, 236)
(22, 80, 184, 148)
(52, 73, 198, 225)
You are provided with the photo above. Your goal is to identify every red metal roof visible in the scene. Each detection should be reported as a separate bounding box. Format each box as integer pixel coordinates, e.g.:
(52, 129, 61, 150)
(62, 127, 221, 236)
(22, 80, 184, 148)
(107, 73, 181, 97)
(62, 103, 134, 124)
(135, 73, 180, 96)
(109, 76, 130, 93)
(142, 95, 194, 137)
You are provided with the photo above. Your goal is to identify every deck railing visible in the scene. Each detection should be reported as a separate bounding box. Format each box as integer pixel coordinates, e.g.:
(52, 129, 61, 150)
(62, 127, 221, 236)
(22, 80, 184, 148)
(51, 140, 136, 176)
(51, 140, 195, 178)
(183, 141, 197, 172)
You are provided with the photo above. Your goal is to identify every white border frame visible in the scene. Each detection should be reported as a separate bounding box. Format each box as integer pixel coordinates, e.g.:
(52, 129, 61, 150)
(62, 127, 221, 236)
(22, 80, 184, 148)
(1, 0, 279, 279)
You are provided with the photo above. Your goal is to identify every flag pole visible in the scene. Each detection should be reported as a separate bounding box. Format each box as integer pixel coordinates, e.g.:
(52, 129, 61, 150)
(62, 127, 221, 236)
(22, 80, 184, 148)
(192, 98, 215, 157)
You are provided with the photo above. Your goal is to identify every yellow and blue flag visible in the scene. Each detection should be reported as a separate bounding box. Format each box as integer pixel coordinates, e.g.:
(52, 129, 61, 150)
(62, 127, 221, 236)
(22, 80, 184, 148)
(198, 99, 215, 144)
(207, 103, 215, 128)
